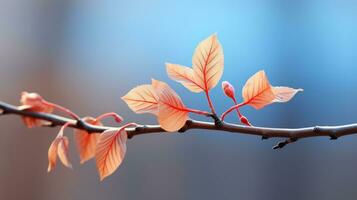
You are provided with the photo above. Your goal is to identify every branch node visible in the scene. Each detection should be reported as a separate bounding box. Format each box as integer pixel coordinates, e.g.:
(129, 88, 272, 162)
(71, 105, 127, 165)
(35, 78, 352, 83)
(178, 120, 193, 133)
(329, 133, 338, 140)
(272, 141, 287, 149)
(313, 126, 322, 133)
(76, 119, 86, 128)
(209, 113, 223, 128)
(272, 138, 298, 150)
(135, 125, 146, 132)
(261, 135, 269, 140)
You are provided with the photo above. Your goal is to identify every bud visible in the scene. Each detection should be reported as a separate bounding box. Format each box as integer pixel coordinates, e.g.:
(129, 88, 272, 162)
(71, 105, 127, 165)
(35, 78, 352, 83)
(222, 81, 235, 100)
(240, 116, 252, 126)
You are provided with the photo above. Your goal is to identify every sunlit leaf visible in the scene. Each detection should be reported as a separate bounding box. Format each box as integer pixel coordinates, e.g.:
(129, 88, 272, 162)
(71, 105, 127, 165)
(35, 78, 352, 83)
(95, 128, 128, 181)
(242, 70, 275, 109)
(192, 34, 224, 91)
(152, 79, 188, 132)
(166, 63, 203, 93)
(273, 87, 303, 103)
(121, 85, 159, 115)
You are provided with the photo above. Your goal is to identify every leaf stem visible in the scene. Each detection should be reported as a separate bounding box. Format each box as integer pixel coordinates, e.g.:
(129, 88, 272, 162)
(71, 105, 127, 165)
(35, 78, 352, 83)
(116, 123, 138, 136)
(95, 112, 123, 124)
(205, 91, 216, 115)
(221, 102, 247, 121)
(186, 108, 211, 116)
(43, 101, 81, 121)
(232, 98, 243, 118)
(57, 121, 72, 137)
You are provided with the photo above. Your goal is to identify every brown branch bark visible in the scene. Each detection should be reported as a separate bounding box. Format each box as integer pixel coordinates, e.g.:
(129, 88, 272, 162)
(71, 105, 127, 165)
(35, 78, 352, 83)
(1, 100, 356, 148)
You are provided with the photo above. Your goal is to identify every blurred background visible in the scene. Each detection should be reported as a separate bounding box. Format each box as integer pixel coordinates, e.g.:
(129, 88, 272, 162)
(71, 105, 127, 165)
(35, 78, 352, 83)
(1, 0, 357, 199)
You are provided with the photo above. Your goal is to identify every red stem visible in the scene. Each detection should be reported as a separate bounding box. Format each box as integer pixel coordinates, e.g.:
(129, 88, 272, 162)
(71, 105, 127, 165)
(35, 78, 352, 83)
(232, 98, 243, 118)
(43, 101, 80, 121)
(95, 112, 123, 124)
(115, 122, 138, 136)
(57, 121, 72, 137)
(205, 91, 216, 115)
(221, 102, 247, 121)
(186, 108, 211, 116)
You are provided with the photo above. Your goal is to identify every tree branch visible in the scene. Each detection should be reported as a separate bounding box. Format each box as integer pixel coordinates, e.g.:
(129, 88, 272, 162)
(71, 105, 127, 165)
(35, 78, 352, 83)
(1, 101, 356, 148)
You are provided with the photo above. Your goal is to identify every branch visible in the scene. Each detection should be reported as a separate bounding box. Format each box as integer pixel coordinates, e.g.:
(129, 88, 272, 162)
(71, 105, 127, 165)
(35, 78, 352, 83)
(1, 101, 356, 148)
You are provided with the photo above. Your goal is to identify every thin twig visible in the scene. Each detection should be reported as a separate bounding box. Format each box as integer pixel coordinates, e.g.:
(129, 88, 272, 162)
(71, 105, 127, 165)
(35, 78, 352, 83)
(1, 101, 356, 148)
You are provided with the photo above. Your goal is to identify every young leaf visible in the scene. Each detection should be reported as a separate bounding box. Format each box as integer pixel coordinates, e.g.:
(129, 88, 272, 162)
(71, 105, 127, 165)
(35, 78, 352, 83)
(57, 137, 72, 168)
(242, 70, 275, 109)
(19, 92, 54, 128)
(273, 87, 303, 103)
(95, 128, 128, 181)
(166, 63, 203, 93)
(121, 85, 159, 115)
(74, 117, 101, 164)
(192, 34, 224, 91)
(166, 34, 224, 93)
(47, 136, 72, 172)
(152, 79, 189, 132)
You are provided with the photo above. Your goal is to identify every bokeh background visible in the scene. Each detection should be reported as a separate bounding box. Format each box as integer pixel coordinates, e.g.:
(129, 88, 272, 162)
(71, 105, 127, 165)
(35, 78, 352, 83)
(1, 0, 357, 199)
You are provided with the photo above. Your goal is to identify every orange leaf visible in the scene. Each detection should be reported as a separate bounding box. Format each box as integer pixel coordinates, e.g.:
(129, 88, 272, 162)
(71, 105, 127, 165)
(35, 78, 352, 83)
(166, 63, 203, 93)
(121, 85, 159, 115)
(273, 87, 303, 103)
(152, 79, 188, 132)
(95, 128, 128, 181)
(242, 70, 275, 109)
(74, 117, 101, 164)
(19, 92, 54, 128)
(21, 116, 51, 128)
(47, 135, 72, 172)
(192, 34, 224, 91)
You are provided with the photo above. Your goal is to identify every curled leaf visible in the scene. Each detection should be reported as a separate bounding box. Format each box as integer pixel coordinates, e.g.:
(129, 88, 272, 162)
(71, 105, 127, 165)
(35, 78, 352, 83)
(152, 79, 188, 132)
(121, 85, 159, 115)
(19, 92, 54, 128)
(242, 70, 275, 109)
(74, 117, 101, 164)
(95, 127, 129, 181)
(166, 63, 203, 93)
(273, 87, 303, 103)
(47, 135, 72, 172)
